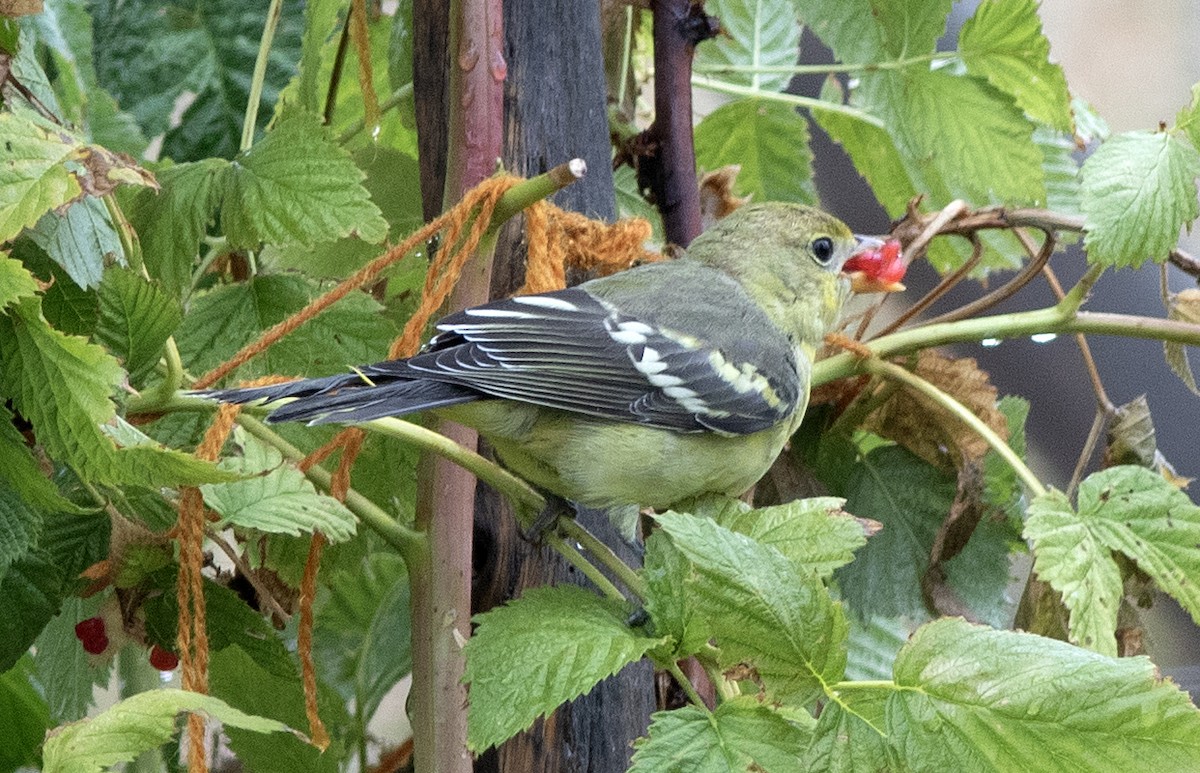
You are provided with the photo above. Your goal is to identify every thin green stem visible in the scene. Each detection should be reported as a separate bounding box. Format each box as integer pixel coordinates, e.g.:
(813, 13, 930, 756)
(1058, 263, 1105, 314)
(545, 533, 628, 602)
(142, 338, 184, 410)
(241, 0, 285, 151)
(864, 358, 1046, 498)
(336, 83, 414, 144)
(103, 194, 143, 274)
(696, 645, 738, 700)
(369, 417, 544, 514)
(616, 4, 634, 109)
(689, 75, 886, 127)
(557, 518, 648, 601)
(666, 660, 708, 708)
(236, 414, 425, 562)
(692, 51, 945, 77)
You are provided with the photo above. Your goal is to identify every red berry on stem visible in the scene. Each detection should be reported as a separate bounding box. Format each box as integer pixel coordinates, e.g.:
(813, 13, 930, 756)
(74, 617, 107, 655)
(149, 645, 179, 671)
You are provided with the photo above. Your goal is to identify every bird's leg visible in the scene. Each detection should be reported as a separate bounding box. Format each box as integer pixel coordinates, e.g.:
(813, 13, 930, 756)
(520, 491, 578, 544)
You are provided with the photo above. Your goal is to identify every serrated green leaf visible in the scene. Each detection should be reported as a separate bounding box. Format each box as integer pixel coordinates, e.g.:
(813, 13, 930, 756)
(958, 0, 1072, 131)
(797, 0, 950, 63)
(0, 547, 67, 672)
(0, 654, 52, 771)
(269, 146, 424, 279)
(869, 68, 1045, 206)
(1023, 488, 1122, 655)
(221, 112, 387, 249)
(314, 553, 411, 723)
(693, 0, 800, 92)
(812, 84, 914, 220)
(886, 618, 1200, 771)
(144, 577, 296, 680)
(464, 584, 663, 752)
(92, 0, 304, 161)
(1038, 128, 1083, 217)
(34, 596, 111, 723)
(177, 274, 395, 381)
(0, 297, 230, 487)
(643, 530, 707, 659)
(1082, 131, 1200, 268)
(0, 295, 124, 479)
(201, 427, 357, 542)
(209, 646, 345, 773)
(0, 510, 110, 671)
(1164, 288, 1200, 395)
(95, 268, 182, 384)
(834, 446, 1015, 624)
(694, 98, 817, 204)
(42, 687, 289, 773)
(1026, 466, 1200, 656)
(654, 511, 847, 705)
(0, 485, 44, 582)
(802, 689, 893, 773)
(0, 251, 40, 310)
(630, 698, 814, 773)
(0, 110, 85, 242)
(122, 158, 228, 294)
(982, 395, 1030, 515)
(27, 197, 123, 290)
(845, 614, 911, 683)
(717, 496, 869, 578)
(0, 403, 82, 514)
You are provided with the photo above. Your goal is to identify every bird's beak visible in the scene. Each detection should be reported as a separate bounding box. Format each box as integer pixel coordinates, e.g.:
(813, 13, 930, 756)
(843, 236, 907, 294)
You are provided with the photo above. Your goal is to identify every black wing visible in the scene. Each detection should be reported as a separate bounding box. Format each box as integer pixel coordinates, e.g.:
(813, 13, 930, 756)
(356, 287, 800, 435)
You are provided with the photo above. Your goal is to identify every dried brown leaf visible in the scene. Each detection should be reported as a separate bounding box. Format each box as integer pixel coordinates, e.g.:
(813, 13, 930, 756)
(1164, 287, 1200, 395)
(865, 351, 1007, 469)
(699, 165, 750, 229)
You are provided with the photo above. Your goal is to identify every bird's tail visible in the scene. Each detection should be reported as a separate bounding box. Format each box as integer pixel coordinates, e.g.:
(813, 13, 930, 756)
(192, 374, 480, 425)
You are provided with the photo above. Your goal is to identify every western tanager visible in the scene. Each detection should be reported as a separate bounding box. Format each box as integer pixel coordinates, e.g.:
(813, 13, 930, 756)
(198, 203, 883, 509)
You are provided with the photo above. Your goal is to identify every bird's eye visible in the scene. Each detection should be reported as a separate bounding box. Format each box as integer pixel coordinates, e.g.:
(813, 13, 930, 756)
(811, 237, 834, 265)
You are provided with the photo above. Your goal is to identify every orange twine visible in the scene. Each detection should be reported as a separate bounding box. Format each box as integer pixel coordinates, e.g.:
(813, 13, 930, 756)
(177, 173, 655, 770)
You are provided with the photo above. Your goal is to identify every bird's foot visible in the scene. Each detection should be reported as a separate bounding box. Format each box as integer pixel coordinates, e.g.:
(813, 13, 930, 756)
(823, 332, 875, 359)
(521, 493, 577, 544)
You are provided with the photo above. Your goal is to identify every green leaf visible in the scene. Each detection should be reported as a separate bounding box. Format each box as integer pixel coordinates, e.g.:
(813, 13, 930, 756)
(92, 0, 304, 161)
(693, 0, 800, 92)
(0, 403, 82, 514)
(0, 251, 40, 310)
(209, 646, 345, 773)
(177, 274, 396, 381)
(0, 485, 44, 582)
(0, 110, 83, 241)
(0, 654, 52, 771)
(0, 297, 230, 487)
(886, 618, 1200, 771)
(0, 509, 110, 672)
(958, 0, 1073, 131)
(802, 689, 893, 772)
(1081, 131, 1200, 268)
(122, 158, 229, 294)
(201, 427, 357, 542)
(845, 614, 911, 682)
(630, 698, 814, 773)
(716, 496, 869, 578)
(314, 553, 411, 722)
(812, 82, 915, 220)
(654, 511, 847, 705)
(1025, 466, 1200, 656)
(34, 596, 111, 723)
(694, 98, 817, 205)
(42, 688, 289, 773)
(797, 0, 950, 63)
(982, 395, 1031, 515)
(464, 584, 663, 752)
(866, 68, 1045, 206)
(1023, 488, 1122, 655)
(388, 0, 414, 89)
(293, 0, 344, 113)
(95, 268, 182, 384)
(643, 530, 707, 659)
(27, 197, 123, 290)
(1037, 127, 1083, 218)
(221, 113, 387, 249)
